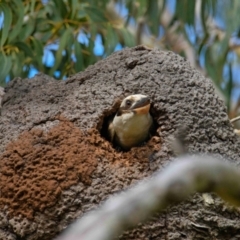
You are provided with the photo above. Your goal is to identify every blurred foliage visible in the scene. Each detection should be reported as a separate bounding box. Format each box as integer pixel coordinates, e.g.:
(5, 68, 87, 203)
(1, 0, 240, 114)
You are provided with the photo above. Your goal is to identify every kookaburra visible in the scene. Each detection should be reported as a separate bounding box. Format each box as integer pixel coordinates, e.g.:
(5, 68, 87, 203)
(108, 94, 153, 150)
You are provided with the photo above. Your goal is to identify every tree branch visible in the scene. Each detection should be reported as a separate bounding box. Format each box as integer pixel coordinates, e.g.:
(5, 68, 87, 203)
(56, 155, 240, 240)
(0, 87, 4, 108)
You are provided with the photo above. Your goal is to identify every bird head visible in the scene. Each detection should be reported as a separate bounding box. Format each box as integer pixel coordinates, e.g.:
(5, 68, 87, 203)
(116, 94, 151, 116)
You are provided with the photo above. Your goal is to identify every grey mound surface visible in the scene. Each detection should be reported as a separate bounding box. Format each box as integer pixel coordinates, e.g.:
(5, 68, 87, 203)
(0, 46, 240, 240)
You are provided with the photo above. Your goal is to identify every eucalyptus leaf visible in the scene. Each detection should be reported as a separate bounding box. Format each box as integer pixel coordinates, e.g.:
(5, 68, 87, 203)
(176, 0, 195, 26)
(136, 0, 148, 18)
(217, 0, 240, 34)
(146, 0, 160, 35)
(0, 53, 12, 84)
(84, 6, 108, 23)
(69, 0, 79, 19)
(8, 0, 24, 43)
(0, 3, 12, 47)
(50, 28, 73, 75)
(53, 0, 67, 18)
(19, 18, 35, 41)
(120, 28, 135, 47)
(30, 0, 36, 13)
(105, 25, 118, 54)
(74, 40, 84, 72)
(15, 42, 34, 58)
(87, 37, 96, 65)
(205, 47, 217, 82)
(226, 63, 233, 110)
(201, 0, 207, 33)
(31, 38, 44, 69)
(11, 52, 23, 78)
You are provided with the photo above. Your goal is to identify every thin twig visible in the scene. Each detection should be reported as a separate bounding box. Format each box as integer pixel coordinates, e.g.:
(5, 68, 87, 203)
(230, 116, 240, 123)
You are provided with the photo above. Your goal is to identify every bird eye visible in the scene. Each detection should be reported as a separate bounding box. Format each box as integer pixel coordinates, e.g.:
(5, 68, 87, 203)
(126, 100, 132, 106)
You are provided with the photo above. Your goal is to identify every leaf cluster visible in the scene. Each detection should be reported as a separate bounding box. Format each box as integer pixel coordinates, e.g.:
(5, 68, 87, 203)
(0, 0, 135, 84)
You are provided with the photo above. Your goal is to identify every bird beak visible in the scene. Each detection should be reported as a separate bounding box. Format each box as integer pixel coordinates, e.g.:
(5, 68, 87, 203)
(131, 96, 151, 115)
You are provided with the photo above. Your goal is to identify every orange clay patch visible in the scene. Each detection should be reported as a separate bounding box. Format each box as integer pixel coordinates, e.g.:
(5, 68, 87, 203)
(0, 119, 98, 219)
(0, 117, 161, 219)
(134, 103, 151, 115)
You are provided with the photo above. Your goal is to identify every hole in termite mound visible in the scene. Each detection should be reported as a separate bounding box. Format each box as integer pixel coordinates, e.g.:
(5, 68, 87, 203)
(100, 97, 159, 152)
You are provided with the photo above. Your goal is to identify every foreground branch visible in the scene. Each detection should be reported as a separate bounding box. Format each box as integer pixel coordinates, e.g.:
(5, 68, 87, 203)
(56, 155, 240, 240)
(231, 116, 240, 123)
(0, 87, 4, 107)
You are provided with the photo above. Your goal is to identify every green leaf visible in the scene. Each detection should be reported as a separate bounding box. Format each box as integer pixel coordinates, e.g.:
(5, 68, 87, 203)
(78, 8, 88, 19)
(214, 0, 240, 35)
(219, 36, 230, 59)
(0, 3, 12, 47)
(31, 38, 44, 69)
(50, 28, 73, 75)
(136, 0, 148, 18)
(210, 0, 217, 15)
(84, 6, 107, 23)
(15, 42, 34, 58)
(176, 0, 195, 26)
(35, 17, 52, 34)
(0, 53, 12, 84)
(86, 37, 96, 65)
(105, 25, 118, 55)
(30, 0, 36, 13)
(205, 47, 217, 82)
(53, 0, 67, 18)
(19, 18, 35, 41)
(74, 40, 84, 72)
(187, 0, 195, 26)
(11, 51, 23, 78)
(226, 63, 233, 111)
(120, 28, 135, 47)
(24, 1, 30, 14)
(146, 1, 160, 35)
(8, 0, 24, 43)
(69, 0, 78, 19)
(200, 0, 207, 33)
